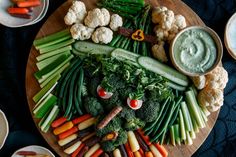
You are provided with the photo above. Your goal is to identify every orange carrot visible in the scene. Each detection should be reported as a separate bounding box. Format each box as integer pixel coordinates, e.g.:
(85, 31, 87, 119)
(125, 143, 134, 157)
(137, 129, 151, 146)
(51, 117, 67, 128)
(145, 151, 154, 157)
(153, 143, 168, 157)
(134, 151, 142, 157)
(7, 7, 29, 14)
(71, 143, 85, 157)
(53, 121, 74, 135)
(91, 148, 104, 157)
(59, 126, 78, 140)
(139, 148, 144, 157)
(17, 0, 40, 7)
(72, 114, 92, 125)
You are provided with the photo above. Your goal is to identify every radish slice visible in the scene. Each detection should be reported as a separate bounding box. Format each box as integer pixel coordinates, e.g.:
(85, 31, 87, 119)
(97, 85, 113, 99)
(127, 97, 143, 110)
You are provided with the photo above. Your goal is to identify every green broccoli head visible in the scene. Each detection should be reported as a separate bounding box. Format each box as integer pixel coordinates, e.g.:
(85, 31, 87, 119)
(96, 116, 122, 137)
(118, 86, 135, 101)
(83, 97, 104, 117)
(147, 87, 174, 103)
(136, 100, 160, 123)
(124, 117, 145, 131)
(100, 91, 122, 111)
(100, 129, 128, 152)
(101, 74, 126, 93)
(119, 106, 136, 121)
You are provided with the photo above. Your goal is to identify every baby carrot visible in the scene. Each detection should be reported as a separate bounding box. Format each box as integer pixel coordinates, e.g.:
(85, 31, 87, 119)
(139, 148, 144, 157)
(7, 7, 29, 14)
(145, 151, 154, 157)
(72, 114, 92, 125)
(124, 143, 134, 157)
(51, 116, 67, 128)
(153, 143, 168, 157)
(59, 126, 78, 140)
(53, 121, 73, 135)
(71, 143, 85, 157)
(17, 0, 41, 8)
(136, 129, 151, 146)
(91, 148, 103, 157)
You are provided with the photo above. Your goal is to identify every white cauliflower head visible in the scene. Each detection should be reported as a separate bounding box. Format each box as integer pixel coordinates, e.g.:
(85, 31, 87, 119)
(206, 66, 228, 89)
(70, 23, 94, 40)
(191, 75, 206, 90)
(160, 10, 175, 30)
(174, 14, 187, 29)
(109, 14, 123, 31)
(154, 26, 169, 41)
(64, 1, 87, 25)
(198, 88, 224, 112)
(84, 8, 110, 28)
(152, 41, 168, 62)
(92, 27, 113, 44)
(152, 6, 168, 24)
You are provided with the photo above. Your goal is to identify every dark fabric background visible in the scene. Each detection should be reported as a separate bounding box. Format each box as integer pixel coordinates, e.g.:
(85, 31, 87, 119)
(0, 0, 236, 156)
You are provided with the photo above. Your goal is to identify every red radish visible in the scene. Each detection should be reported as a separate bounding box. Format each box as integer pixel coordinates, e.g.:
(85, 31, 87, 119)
(127, 98, 143, 110)
(97, 85, 113, 99)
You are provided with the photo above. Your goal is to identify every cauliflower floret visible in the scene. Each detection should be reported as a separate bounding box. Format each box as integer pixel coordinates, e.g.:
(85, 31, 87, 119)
(191, 75, 206, 90)
(198, 88, 224, 112)
(84, 8, 110, 28)
(152, 6, 168, 24)
(160, 10, 175, 30)
(152, 41, 168, 62)
(64, 1, 87, 25)
(154, 26, 169, 41)
(70, 23, 94, 40)
(166, 24, 179, 41)
(109, 14, 123, 31)
(174, 14, 187, 29)
(92, 27, 113, 44)
(206, 66, 228, 89)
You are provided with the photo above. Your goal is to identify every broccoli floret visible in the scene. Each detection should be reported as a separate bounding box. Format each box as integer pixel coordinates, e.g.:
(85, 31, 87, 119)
(96, 116, 122, 137)
(136, 100, 160, 123)
(83, 97, 103, 117)
(119, 106, 136, 121)
(88, 76, 101, 97)
(101, 74, 126, 92)
(147, 88, 174, 103)
(118, 86, 135, 101)
(124, 117, 145, 131)
(100, 129, 128, 152)
(101, 140, 116, 152)
(100, 91, 122, 111)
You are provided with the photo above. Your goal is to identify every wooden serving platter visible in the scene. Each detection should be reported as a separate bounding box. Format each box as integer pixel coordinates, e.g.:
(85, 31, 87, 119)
(26, 0, 220, 156)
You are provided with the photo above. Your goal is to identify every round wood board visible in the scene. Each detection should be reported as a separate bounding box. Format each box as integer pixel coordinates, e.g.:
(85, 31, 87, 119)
(26, 0, 220, 156)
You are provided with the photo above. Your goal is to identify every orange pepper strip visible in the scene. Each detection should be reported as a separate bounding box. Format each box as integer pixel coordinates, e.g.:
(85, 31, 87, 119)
(131, 29, 145, 41)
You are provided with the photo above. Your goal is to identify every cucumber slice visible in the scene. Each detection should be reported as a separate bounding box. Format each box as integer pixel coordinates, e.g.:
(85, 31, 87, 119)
(33, 94, 57, 118)
(73, 41, 114, 55)
(137, 56, 189, 86)
(36, 51, 71, 70)
(111, 48, 140, 66)
(36, 45, 72, 61)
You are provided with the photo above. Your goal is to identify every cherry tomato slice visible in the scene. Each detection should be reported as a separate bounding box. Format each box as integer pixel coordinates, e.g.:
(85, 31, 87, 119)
(130, 99, 139, 108)
(98, 87, 106, 97)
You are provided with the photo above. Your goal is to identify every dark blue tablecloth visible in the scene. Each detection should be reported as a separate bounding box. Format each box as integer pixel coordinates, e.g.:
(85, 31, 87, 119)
(0, 0, 236, 156)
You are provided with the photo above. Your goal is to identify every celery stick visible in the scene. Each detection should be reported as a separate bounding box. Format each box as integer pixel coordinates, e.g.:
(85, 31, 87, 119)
(41, 105, 59, 132)
(190, 130, 196, 139)
(35, 54, 69, 80)
(33, 94, 57, 118)
(201, 106, 211, 117)
(181, 102, 193, 131)
(36, 35, 71, 50)
(179, 110, 186, 141)
(39, 55, 73, 82)
(174, 124, 181, 145)
(36, 45, 72, 61)
(200, 107, 208, 122)
(34, 29, 70, 47)
(192, 119, 199, 133)
(38, 109, 50, 127)
(170, 126, 175, 146)
(185, 132, 193, 145)
(40, 63, 69, 88)
(39, 39, 75, 54)
(185, 90, 205, 128)
(33, 75, 59, 103)
(37, 51, 70, 71)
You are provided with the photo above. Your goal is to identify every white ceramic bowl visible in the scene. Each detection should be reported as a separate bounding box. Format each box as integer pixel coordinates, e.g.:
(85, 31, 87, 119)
(0, 0, 48, 27)
(225, 12, 236, 59)
(11, 145, 55, 157)
(0, 109, 9, 150)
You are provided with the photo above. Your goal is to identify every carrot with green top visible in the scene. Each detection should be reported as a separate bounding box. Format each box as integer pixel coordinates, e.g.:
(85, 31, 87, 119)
(153, 143, 168, 157)
(59, 126, 78, 140)
(51, 116, 67, 128)
(72, 114, 92, 125)
(53, 121, 73, 135)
